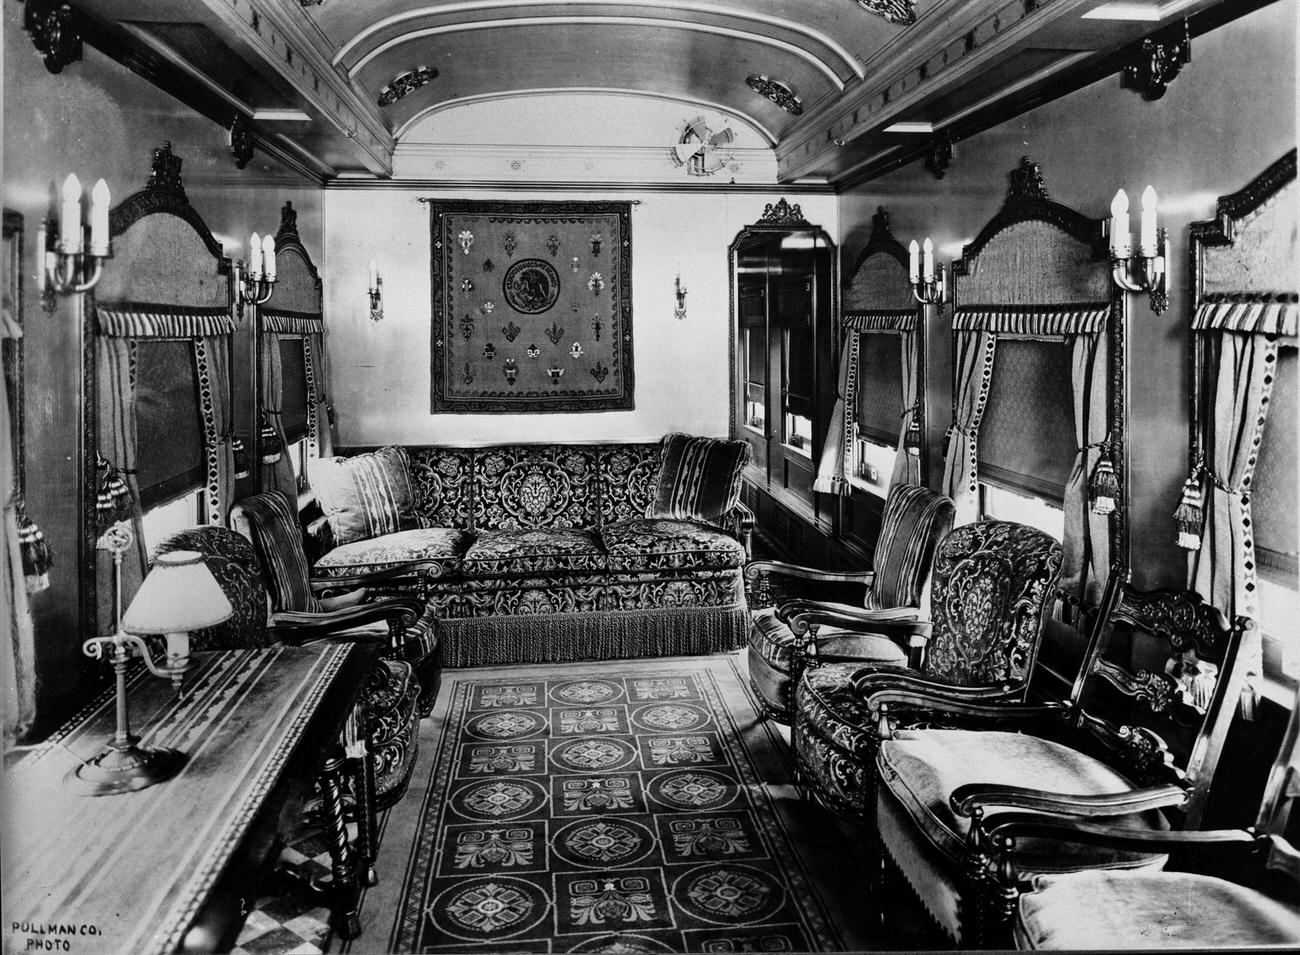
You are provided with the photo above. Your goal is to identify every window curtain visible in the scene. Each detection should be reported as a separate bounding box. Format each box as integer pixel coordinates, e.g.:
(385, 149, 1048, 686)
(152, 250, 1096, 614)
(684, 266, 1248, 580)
(95, 336, 146, 635)
(262, 309, 327, 495)
(1188, 331, 1279, 711)
(259, 327, 296, 510)
(305, 331, 334, 461)
(942, 330, 997, 525)
(2, 313, 36, 739)
(195, 335, 236, 525)
(892, 326, 921, 488)
(1061, 331, 1110, 606)
(814, 331, 858, 495)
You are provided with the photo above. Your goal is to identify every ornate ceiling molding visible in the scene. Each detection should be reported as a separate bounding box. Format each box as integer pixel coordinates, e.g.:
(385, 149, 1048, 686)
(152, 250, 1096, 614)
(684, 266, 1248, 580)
(333, 1, 864, 81)
(346, 16, 849, 90)
(746, 75, 802, 116)
(392, 87, 778, 146)
(855, 0, 917, 26)
(378, 66, 439, 107)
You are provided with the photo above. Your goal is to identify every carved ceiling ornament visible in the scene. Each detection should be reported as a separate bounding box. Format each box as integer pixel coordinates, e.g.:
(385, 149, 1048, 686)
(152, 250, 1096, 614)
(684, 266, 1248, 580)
(757, 198, 810, 227)
(378, 66, 439, 107)
(1122, 19, 1191, 101)
(20, 0, 83, 74)
(146, 141, 186, 199)
(229, 115, 255, 170)
(855, 0, 918, 26)
(746, 75, 803, 116)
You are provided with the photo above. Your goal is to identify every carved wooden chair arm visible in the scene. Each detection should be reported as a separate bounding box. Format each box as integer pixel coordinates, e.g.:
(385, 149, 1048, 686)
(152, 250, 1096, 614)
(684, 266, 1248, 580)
(852, 670, 1021, 702)
(785, 606, 929, 639)
(743, 559, 876, 588)
(977, 811, 1262, 858)
(778, 598, 919, 626)
(309, 559, 444, 592)
(863, 690, 1067, 727)
(270, 596, 423, 642)
(951, 782, 1189, 819)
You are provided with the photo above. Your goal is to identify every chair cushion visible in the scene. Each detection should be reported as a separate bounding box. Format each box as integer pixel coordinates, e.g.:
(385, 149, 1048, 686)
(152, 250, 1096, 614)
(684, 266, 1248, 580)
(1016, 869, 1300, 949)
(878, 729, 1168, 875)
(462, 528, 607, 577)
(601, 518, 745, 572)
(646, 433, 750, 530)
(314, 527, 472, 578)
(312, 446, 423, 545)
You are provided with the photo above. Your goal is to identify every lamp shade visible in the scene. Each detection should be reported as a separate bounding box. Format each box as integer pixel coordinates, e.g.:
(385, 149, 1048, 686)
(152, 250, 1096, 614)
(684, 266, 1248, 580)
(122, 550, 233, 634)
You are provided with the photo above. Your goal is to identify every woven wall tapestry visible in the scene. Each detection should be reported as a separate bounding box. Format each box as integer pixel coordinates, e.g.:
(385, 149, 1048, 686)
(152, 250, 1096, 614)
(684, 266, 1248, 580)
(430, 199, 634, 413)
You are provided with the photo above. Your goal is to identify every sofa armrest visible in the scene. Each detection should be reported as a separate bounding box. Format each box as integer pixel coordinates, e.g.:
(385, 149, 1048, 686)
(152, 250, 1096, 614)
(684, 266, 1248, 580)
(726, 501, 755, 558)
(305, 514, 336, 558)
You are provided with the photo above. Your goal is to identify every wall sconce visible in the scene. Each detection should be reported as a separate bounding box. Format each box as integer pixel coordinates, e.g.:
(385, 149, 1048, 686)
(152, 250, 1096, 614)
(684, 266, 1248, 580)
(1108, 186, 1168, 313)
(674, 273, 688, 320)
(38, 173, 111, 305)
(907, 237, 946, 306)
(71, 528, 232, 795)
(233, 231, 277, 319)
(368, 259, 384, 322)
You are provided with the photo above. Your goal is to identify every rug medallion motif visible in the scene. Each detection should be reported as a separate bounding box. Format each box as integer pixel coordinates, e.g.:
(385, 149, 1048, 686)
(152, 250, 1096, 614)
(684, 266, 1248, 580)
(383, 665, 841, 952)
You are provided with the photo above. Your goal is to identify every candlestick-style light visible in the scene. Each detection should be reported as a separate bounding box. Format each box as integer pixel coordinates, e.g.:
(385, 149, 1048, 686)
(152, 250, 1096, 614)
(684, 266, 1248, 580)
(44, 173, 112, 303)
(233, 229, 277, 318)
(674, 273, 687, 321)
(908, 236, 946, 306)
(367, 259, 384, 322)
(70, 532, 232, 795)
(1108, 184, 1168, 313)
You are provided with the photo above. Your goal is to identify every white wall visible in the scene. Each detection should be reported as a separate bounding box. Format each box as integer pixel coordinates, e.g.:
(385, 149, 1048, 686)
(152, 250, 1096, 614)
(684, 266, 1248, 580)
(323, 187, 837, 446)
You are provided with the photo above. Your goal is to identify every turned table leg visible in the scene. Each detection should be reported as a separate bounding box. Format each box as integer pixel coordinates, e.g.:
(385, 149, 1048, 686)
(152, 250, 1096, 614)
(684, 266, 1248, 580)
(318, 743, 363, 939)
(347, 706, 379, 887)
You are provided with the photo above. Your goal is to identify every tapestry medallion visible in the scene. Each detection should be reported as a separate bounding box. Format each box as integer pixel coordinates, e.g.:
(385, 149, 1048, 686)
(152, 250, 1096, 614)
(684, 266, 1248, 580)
(430, 199, 634, 413)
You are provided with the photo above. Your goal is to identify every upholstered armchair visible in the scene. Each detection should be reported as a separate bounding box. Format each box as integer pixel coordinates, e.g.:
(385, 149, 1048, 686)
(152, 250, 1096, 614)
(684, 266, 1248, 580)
(230, 491, 442, 710)
(1000, 684, 1300, 949)
(744, 483, 955, 723)
(789, 520, 1061, 824)
(153, 525, 422, 887)
(864, 570, 1255, 947)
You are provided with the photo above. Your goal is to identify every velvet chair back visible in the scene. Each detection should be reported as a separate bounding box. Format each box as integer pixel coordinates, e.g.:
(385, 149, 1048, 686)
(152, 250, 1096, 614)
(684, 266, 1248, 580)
(870, 483, 957, 609)
(922, 520, 1062, 685)
(230, 491, 321, 613)
(153, 526, 270, 650)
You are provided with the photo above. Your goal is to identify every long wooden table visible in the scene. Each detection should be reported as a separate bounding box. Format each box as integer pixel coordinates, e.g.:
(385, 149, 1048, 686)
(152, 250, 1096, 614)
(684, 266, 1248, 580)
(1, 643, 377, 954)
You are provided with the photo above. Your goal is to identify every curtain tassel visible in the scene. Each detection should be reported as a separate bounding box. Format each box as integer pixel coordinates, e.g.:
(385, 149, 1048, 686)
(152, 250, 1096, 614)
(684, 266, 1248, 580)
(95, 455, 135, 530)
(1089, 453, 1119, 516)
(1173, 475, 1204, 551)
(259, 415, 282, 464)
(903, 417, 923, 456)
(16, 507, 52, 594)
(231, 434, 251, 479)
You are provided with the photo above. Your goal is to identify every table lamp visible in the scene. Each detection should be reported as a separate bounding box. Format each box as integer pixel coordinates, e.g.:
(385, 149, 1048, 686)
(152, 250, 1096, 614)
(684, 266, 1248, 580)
(69, 537, 233, 795)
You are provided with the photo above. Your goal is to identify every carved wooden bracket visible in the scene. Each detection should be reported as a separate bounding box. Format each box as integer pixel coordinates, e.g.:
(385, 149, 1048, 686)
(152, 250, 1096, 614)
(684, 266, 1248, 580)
(1121, 19, 1191, 102)
(20, 0, 83, 74)
(229, 115, 255, 170)
(924, 135, 955, 180)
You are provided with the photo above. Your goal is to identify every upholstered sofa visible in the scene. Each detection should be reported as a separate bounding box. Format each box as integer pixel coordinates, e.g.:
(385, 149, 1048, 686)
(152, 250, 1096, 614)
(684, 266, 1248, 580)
(307, 440, 755, 667)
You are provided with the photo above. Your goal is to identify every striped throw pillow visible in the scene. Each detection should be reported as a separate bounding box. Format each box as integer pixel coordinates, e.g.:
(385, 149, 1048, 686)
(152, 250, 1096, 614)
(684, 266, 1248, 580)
(312, 446, 422, 545)
(646, 433, 751, 529)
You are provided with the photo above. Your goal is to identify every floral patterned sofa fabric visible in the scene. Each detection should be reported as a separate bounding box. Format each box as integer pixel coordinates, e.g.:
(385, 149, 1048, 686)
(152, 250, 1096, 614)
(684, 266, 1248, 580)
(315, 526, 472, 579)
(473, 445, 601, 530)
(601, 519, 746, 573)
(462, 528, 608, 576)
(314, 440, 752, 666)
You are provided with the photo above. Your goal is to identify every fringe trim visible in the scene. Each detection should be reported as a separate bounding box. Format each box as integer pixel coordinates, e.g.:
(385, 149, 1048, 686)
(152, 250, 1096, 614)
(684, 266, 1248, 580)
(440, 605, 750, 668)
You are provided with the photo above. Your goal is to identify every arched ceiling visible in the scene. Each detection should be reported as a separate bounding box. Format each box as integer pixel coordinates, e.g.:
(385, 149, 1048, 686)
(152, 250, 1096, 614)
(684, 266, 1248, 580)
(60, 0, 1235, 185)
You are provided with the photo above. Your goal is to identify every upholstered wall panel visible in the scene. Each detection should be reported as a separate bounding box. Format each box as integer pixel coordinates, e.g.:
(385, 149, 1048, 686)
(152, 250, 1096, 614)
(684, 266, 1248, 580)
(1203, 183, 1299, 297)
(845, 252, 914, 313)
(957, 221, 1110, 304)
(95, 215, 227, 309)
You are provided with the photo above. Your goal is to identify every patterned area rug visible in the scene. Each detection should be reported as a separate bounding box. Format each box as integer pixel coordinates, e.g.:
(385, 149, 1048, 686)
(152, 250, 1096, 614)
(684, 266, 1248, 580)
(343, 654, 867, 953)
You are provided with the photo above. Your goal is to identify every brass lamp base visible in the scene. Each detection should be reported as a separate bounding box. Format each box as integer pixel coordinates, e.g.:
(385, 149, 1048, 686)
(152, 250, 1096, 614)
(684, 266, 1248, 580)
(67, 736, 187, 796)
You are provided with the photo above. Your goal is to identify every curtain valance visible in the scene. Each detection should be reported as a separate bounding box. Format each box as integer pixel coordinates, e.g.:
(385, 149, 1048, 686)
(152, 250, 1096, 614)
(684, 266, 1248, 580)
(952, 304, 1109, 336)
(261, 309, 325, 335)
(844, 311, 916, 332)
(96, 305, 234, 338)
(1192, 298, 1298, 338)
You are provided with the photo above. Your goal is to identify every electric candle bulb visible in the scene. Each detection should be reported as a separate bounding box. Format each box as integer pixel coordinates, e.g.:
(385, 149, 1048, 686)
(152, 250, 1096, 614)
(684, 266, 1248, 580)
(908, 240, 920, 284)
(1110, 189, 1131, 257)
(60, 173, 83, 255)
(368, 259, 379, 290)
(36, 223, 47, 293)
(922, 237, 935, 283)
(1139, 185, 1158, 256)
(89, 179, 110, 256)
(262, 235, 276, 281)
(248, 233, 262, 280)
